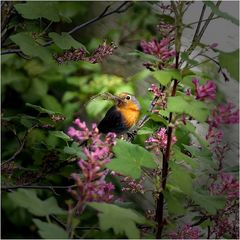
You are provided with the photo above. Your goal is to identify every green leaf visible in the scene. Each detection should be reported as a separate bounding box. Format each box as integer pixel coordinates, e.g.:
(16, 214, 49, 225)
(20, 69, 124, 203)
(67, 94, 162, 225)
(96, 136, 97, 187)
(41, 95, 62, 113)
(33, 219, 68, 239)
(152, 69, 182, 86)
(50, 131, 71, 141)
(64, 142, 86, 159)
(128, 50, 160, 62)
(10, 33, 52, 62)
(149, 113, 168, 126)
(218, 50, 239, 81)
(191, 191, 226, 214)
(49, 32, 86, 50)
(26, 103, 63, 116)
(14, 2, 60, 22)
(164, 190, 186, 215)
(62, 91, 79, 102)
(173, 146, 198, 169)
(167, 95, 210, 122)
(128, 69, 151, 82)
(181, 52, 198, 66)
(106, 140, 157, 179)
(204, 1, 239, 26)
(168, 162, 193, 196)
(137, 127, 154, 135)
(8, 189, 66, 216)
(88, 202, 146, 239)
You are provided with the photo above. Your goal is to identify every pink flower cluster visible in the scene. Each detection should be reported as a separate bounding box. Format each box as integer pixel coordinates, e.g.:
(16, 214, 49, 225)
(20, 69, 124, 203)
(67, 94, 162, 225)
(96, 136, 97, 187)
(210, 172, 239, 202)
(148, 84, 167, 109)
(120, 176, 145, 194)
(192, 78, 216, 101)
(140, 38, 175, 62)
(145, 128, 177, 155)
(168, 224, 201, 239)
(54, 41, 117, 64)
(67, 119, 117, 211)
(208, 102, 239, 129)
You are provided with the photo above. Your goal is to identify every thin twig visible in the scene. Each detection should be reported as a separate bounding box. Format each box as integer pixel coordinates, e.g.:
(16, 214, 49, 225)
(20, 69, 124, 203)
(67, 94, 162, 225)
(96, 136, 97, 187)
(187, 16, 220, 27)
(2, 125, 37, 166)
(1, 2, 132, 55)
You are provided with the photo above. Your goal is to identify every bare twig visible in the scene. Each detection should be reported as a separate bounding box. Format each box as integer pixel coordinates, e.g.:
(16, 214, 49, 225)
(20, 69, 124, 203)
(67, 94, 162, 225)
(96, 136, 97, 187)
(1, 125, 37, 166)
(1, 2, 133, 55)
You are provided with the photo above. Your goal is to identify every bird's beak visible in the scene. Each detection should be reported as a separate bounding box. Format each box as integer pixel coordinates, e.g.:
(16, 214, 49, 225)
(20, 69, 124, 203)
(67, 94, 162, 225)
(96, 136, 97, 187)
(111, 95, 123, 104)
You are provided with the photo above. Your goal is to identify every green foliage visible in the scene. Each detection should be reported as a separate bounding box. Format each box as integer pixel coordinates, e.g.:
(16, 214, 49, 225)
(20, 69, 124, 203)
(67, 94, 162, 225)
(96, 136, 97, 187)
(106, 139, 157, 179)
(88, 202, 146, 239)
(33, 219, 68, 239)
(49, 32, 86, 50)
(10, 33, 52, 62)
(8, 189, 66, 216)
(14, 2, 61, 22)
(191, 191, 226, 215)
(167, 95, 210, 122)
(168, 162, 193, 196)
(218, 49, 239, 81)
(152, 69, 182, 86)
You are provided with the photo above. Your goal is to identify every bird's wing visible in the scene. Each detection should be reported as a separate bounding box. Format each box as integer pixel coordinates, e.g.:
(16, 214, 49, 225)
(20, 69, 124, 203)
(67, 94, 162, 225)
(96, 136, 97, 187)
(97, 106, 127, 134)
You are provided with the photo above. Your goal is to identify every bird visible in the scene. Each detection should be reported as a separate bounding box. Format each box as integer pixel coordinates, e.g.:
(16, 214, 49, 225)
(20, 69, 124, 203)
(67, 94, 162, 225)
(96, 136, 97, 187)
(97, 92, 141, 134)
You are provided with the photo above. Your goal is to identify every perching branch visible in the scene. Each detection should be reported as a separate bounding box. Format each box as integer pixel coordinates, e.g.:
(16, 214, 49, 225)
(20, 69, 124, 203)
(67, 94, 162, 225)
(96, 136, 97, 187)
(1, 1, 133, 56)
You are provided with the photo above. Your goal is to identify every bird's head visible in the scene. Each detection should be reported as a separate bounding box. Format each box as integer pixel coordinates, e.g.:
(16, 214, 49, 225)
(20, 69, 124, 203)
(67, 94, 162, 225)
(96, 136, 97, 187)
(113, 92, 141, 112)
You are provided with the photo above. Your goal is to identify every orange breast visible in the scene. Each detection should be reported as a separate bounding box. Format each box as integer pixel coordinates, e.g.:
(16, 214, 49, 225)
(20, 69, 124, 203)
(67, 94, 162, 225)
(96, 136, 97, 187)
(117, 102, 140, 129)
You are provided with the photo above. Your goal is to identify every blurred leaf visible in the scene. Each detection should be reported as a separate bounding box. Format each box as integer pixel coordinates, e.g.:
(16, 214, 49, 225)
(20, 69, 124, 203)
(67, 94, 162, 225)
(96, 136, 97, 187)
(167, 95, 210, 122)
(168, 162, 193, 196)
(86, 100, 110, 118)
(10, 33, 52, 62)
(149, 113, 168, 126)
(33, 219, 68, 239)
(26, 103, 62, 115)
(62, 91, 79, 102)
(204, 1, 239, 26)
(64, 142, 86, 159)
(50, 131, 71, 141)
(88, 202, 146, 239)
(138, 127, 154, 135)
(128, 69, 151, 82)
(173, 146, 198, 169)
(128, 50, 159, 62)
(8, 189, 66, 216)
(192, 191, 226, 214)
(41, 95, 62, 113)
(218, 49, 239, 81)
(164, 190, 186, 215)
(152, 69, 182, 86)
(14, 2, 60, 21)
(181, 52, 198, 66)
(106, 139, 157, 179)
(49, 32, 86, 50)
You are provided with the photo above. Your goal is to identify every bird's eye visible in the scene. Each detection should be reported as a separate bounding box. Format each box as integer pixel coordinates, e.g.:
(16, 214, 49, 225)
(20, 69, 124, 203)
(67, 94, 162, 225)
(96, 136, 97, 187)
(126, 95, 131, 100)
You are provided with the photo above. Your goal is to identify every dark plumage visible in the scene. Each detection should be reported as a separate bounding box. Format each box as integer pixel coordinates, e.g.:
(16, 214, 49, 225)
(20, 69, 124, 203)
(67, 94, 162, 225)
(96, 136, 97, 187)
(97, 106, 128, 134)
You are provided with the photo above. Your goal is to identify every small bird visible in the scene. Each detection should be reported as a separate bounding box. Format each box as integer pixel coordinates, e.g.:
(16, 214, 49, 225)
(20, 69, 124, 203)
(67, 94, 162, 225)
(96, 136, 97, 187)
(97, 92, 141, 134)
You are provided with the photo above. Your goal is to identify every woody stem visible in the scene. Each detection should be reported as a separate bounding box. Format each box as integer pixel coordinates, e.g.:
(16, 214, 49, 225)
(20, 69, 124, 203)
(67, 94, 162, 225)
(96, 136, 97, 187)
(155, 2, 182, 238)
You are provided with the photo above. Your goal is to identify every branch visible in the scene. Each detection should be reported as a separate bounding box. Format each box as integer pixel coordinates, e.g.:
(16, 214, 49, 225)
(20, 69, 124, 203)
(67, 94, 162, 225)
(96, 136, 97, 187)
(1, 125, 37, 166)
(1, 2, 133, 55)
(155, 2, 182, 238)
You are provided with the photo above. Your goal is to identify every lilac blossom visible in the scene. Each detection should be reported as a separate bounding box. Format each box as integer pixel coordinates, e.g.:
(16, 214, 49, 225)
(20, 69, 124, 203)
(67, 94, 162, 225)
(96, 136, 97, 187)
(54, 41, 117, 64)
(168, 224, 201, 239)
(148, 84, 167, 109)
(207, 102, 239, 129)
(67, 118, 116, 212)
(145, 128, 177, 155)
(140, 37, 175, 62)
(192, 78, 216, 101)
